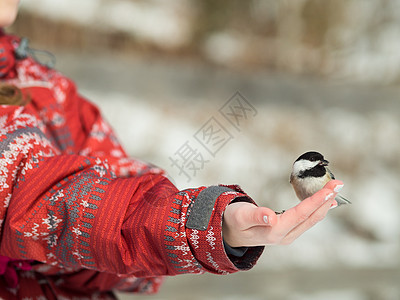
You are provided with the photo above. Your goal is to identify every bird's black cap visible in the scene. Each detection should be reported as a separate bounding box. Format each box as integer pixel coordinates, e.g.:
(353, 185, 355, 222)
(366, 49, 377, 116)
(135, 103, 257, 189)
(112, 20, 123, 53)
(295, 151, 329, 178)
(295, 151, 325, 163)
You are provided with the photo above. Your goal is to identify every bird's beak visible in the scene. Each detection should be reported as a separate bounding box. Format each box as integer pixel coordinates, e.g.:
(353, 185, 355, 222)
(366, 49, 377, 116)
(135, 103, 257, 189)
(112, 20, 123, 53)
(319, 159, 329, 166)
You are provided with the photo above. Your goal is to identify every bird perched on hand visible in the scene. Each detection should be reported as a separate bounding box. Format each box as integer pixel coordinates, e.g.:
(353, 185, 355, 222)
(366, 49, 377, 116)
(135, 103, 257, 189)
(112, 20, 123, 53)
(290, 151, 351, 206)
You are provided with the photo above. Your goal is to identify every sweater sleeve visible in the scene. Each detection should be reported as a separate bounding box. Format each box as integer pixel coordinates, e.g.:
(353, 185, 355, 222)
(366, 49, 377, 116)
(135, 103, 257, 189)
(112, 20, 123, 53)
(0, 106, 263, 281)
(0, 35, 264, 297)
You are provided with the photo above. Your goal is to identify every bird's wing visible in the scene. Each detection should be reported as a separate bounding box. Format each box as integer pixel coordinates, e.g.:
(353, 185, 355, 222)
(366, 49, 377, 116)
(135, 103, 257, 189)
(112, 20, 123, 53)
(335, 194, 352, 205)
(326, 167, 335, 180)
(326, 167, 351, 205)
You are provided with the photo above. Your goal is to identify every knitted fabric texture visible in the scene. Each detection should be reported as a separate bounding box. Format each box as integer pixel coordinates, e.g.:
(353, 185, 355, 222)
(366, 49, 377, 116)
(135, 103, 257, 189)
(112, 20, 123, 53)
(0, 32, 264, 299)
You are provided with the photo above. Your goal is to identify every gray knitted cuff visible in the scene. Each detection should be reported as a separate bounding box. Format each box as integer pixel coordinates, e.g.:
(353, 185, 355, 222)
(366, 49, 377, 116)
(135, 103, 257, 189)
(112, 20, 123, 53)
(186, 186, 233, 231)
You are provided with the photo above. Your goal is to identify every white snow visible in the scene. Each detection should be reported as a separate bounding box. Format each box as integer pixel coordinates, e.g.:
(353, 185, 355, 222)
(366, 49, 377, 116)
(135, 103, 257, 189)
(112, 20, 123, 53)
(290, 289, 366, 300)
(20, 0, 99, 24)
(20, 0, 192, 49)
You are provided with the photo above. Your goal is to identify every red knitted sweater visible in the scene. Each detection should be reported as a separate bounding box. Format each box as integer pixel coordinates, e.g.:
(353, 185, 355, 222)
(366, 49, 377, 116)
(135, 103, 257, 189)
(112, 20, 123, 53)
(0, 32, 263, 299)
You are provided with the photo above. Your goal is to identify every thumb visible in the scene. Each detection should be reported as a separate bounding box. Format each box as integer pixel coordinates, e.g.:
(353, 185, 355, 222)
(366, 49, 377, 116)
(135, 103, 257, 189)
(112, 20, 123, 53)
(247, 206, 277, 228)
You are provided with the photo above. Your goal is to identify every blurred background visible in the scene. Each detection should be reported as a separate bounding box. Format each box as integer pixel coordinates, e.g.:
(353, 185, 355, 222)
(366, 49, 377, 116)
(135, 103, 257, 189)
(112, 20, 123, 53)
(7, 0, 400, 299)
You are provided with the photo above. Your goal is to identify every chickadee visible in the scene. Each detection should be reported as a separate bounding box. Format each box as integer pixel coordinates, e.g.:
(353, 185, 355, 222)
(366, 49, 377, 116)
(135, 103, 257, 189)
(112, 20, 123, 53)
(290, 151, 351, 206)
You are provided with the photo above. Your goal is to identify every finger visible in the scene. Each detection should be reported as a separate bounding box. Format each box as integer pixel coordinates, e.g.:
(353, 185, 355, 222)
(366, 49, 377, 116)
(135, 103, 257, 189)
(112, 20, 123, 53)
(280, 198, 336, 245)
(323, 179, 344, 191)
(275, 188, 337, 236)
(245, 206, 278, 228)
(260, 207, 278, 226)
(224, 202, 277, 231)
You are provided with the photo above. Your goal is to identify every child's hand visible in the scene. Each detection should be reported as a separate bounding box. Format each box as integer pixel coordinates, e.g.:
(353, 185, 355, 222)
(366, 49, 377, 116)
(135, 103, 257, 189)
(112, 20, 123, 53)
(222, 180, 342, 248)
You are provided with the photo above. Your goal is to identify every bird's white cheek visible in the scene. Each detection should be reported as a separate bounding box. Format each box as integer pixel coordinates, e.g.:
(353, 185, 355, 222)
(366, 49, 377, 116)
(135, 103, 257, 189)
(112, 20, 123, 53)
(292, 160, 319, 176)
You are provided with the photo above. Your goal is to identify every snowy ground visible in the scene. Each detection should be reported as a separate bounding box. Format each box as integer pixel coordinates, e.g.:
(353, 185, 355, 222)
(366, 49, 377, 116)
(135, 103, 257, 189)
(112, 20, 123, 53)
(54, 52, 400, 300)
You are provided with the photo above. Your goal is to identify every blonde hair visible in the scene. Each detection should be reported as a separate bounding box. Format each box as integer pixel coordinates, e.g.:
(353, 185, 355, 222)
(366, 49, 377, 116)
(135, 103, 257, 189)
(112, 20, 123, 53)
(0, 84, 27, 106)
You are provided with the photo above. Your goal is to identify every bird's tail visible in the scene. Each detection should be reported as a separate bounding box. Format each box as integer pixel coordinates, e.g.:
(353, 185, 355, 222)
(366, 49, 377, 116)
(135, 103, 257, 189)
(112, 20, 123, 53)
(335, 194, 352, 205)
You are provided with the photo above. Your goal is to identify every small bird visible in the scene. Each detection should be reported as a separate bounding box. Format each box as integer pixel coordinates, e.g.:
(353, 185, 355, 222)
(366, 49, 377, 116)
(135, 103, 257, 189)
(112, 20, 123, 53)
(290, 151, 351, 206)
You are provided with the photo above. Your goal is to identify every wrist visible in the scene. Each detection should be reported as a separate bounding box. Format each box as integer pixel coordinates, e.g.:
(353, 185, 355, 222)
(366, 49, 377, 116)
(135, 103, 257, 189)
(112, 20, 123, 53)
(223, 240, 248, 257)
